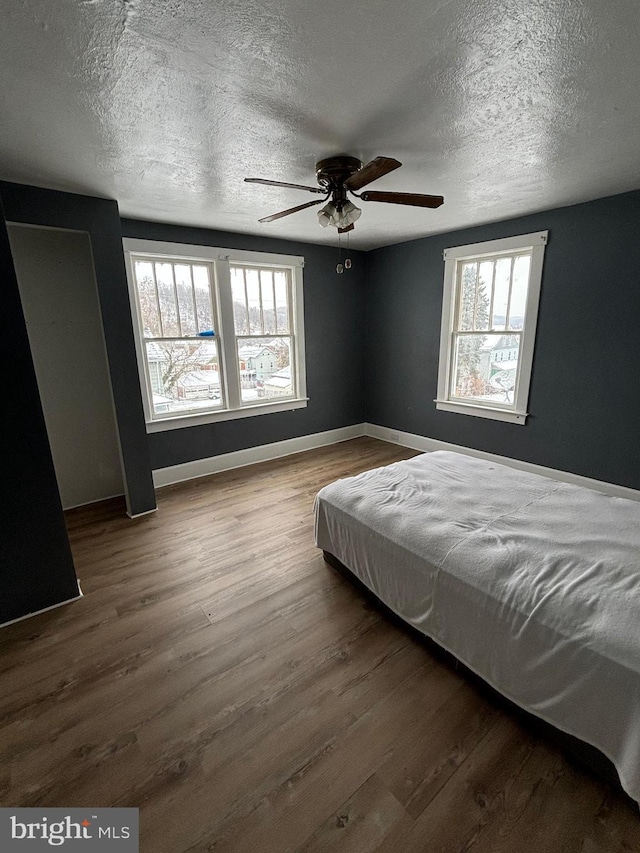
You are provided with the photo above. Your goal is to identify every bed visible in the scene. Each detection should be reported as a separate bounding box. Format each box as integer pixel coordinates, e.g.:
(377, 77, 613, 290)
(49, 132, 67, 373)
(314, 450, 640, 804)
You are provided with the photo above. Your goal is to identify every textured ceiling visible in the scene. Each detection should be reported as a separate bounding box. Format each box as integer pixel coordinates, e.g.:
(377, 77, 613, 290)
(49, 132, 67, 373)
(1, 0, 640, 249)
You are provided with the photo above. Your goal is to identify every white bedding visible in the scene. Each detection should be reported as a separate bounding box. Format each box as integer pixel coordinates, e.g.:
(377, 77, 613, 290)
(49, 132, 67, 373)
(314, 451, 640, 803)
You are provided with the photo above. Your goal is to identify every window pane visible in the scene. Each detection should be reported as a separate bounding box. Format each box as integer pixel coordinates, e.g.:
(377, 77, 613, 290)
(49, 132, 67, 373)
(458, 262, 492, 331)
(246, 269, 262, 333)
(458, 263, 475, 330)
(173, 264, 196, 336)
(134, 261, 161, 337)
(260, 270, 276, 333)
(237, 337, 291, 403)
(231, 267, 248, 334)
(193, 265, 213, 333)
(145, 339, 221, 415)
(508, 255, 531, 330)
(274, 272, 289, 333)
(475, 262, 493, 330)
(491, 258, 512, 330)
(156, 262, 179, 336)
(451, 333, 520, 405)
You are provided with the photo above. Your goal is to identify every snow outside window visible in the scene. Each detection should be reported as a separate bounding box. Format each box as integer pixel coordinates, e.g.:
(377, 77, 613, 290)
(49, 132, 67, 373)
(123, 239, 307, 432)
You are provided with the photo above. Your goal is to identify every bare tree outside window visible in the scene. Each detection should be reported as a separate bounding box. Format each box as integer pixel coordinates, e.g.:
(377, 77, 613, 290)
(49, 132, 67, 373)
(450, 254, 531, 405)
(125, 239, 307, 426)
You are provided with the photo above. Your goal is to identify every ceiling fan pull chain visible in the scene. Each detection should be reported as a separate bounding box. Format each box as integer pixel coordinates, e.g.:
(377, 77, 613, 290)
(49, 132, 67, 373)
(345, 231, 352, 269)
(336, 232, 344, 274)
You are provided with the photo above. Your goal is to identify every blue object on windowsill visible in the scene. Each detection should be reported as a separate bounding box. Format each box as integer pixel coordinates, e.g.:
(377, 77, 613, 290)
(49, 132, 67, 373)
(197, 330, 215, 337)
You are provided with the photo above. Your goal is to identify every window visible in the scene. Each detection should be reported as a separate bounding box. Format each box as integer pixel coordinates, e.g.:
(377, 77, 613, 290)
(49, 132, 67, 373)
(123, 239, 306, 431)
(435, 231, 547, 424)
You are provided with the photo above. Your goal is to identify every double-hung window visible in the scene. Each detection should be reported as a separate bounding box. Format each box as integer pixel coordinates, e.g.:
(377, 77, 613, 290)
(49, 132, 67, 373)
(436, 231, 547, 424)
(122, 239, 306, 431)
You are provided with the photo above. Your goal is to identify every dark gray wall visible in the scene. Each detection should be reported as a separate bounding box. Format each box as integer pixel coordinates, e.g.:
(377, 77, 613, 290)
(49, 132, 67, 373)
(121, 219, 366, 470)
(0, 182, 156, 516)
(0, 198, 79, 624)
(365, 190, 640, 490)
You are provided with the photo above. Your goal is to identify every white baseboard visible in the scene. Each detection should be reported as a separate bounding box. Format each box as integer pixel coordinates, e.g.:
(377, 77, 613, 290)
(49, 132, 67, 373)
(153, 424, 366, 488)
(0, 583, 84, 630)
(64, 491, 126, 512)
(365, 423, 640, 502)
(127, 506, 158, 519)
(151, 420, 639, 502)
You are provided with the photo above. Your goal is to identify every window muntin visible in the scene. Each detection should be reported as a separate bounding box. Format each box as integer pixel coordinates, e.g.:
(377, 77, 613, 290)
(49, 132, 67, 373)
(436, 232, 547, 424)
(231, 265, 290, 335)
(457, 254, 530, 333)
(124, 240, 306, 430)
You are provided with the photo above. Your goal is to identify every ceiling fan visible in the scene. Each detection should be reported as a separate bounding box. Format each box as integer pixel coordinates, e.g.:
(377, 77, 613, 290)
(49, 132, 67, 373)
(244, 155, 444, 233)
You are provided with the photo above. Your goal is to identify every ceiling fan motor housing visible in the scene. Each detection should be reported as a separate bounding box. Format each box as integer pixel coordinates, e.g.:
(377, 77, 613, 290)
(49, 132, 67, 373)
(315, 156, 363, 193)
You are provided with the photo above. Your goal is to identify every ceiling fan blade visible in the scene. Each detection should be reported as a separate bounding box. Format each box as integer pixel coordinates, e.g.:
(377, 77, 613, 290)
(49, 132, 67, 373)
(337, 223, 354, 234)
(258, 198, 326, 223)
(360, 190, 444, 208)
(245, 177, 326, 194)
(344, 157, 402, 191)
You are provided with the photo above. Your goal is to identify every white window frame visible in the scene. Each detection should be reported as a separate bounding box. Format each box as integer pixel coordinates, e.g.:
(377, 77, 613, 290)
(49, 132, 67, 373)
(122, 238, 307, 432)
(435, 230, 547, 425)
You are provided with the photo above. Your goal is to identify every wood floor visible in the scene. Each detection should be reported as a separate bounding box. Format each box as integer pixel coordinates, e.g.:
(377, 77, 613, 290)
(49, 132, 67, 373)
(1, 437, 638, 852)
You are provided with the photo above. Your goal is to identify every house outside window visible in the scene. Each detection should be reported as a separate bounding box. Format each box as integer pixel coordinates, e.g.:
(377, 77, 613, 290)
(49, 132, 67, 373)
(435, 231, 547, 424)
(123, 239, 307, 432)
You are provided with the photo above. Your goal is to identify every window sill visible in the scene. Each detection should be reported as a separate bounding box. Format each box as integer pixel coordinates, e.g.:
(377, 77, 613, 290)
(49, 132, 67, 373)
(146, 398, 308, 433)
(435, 399, 528, 424)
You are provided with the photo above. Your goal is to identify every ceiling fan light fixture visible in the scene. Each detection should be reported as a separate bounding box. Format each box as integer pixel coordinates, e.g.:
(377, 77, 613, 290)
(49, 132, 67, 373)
(339, 200, 361, 227)
(317, 201, 336, 227)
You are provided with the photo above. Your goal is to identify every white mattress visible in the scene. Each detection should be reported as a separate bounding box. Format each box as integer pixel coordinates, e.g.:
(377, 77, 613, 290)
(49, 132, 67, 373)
(314, 451, 640, 803)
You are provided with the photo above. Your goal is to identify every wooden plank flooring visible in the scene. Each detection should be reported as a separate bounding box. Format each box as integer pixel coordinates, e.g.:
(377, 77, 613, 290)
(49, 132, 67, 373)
(1, 437, 638, 851)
